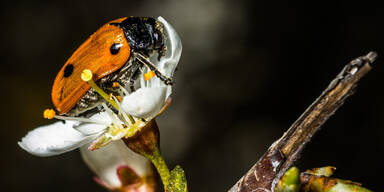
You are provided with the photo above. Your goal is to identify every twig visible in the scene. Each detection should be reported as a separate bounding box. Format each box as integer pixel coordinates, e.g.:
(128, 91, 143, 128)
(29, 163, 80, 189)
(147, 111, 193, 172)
(228, 52, 377, 192)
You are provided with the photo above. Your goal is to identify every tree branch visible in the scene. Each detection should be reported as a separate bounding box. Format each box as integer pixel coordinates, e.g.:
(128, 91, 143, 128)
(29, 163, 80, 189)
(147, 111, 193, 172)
(228, 52, 377, 192)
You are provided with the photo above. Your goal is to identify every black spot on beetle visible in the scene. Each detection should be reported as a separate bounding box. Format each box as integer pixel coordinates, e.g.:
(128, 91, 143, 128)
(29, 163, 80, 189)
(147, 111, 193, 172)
(110, 43, 122, 55)
(63, 64, 74, 77)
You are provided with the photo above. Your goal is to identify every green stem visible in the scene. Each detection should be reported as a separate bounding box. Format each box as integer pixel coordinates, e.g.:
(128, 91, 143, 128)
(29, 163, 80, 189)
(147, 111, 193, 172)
(143, 147, 170, 188)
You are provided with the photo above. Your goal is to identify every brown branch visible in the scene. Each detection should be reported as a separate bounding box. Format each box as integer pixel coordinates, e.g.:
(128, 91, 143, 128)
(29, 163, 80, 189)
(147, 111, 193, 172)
(228, 52, 377, 192)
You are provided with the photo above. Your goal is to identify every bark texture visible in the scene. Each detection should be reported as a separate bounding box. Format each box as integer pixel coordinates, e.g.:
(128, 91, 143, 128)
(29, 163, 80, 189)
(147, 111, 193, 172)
(228, 52, 377, 192)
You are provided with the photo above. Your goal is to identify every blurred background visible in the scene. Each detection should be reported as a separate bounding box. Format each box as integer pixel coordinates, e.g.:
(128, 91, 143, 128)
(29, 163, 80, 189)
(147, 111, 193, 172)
(1, 0, 384, 191)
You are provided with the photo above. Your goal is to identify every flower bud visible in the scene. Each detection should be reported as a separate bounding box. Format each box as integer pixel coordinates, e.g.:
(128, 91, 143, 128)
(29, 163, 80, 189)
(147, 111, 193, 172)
(122, 119, 160, 156)
(80, 140, 157, 192)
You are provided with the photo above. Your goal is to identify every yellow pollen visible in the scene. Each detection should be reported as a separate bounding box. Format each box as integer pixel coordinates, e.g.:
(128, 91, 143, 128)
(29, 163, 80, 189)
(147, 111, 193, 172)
(112, 82, 120, 88)
(43, 109, 56, 119)
(116, 96, 122, 102)
(144, 71, 155, 81)
(108, 93, 115, 101)
(81, 69, 93, 81)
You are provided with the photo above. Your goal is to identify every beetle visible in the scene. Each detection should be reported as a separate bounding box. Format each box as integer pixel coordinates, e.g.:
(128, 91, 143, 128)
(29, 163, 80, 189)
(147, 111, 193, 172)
(51, 17, 172, 116)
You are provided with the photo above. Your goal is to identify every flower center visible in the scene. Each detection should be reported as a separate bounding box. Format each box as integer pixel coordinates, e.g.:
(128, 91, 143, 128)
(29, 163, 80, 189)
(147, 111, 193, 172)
(43, 67, 163, 150)
(81, 69, 136, 124)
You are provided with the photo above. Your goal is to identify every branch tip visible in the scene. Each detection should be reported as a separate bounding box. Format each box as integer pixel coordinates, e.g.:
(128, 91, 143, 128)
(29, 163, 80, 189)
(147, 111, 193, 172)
(229, 52, 377, 192)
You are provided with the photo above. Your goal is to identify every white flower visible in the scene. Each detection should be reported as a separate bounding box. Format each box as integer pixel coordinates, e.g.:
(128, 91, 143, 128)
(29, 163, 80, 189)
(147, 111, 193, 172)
(18, 16, 182, 157)
(80, 140, 155, 191)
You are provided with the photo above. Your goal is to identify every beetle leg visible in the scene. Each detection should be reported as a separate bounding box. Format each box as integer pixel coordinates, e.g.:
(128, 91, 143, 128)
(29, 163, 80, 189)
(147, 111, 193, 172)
(128, 63, 141, 92)
(134, 53, 174, 85)
(129, 78, 135, 92)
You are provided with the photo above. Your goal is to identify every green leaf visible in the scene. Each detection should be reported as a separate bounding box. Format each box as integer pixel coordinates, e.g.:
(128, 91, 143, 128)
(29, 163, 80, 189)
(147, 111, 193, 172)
(166, 165, 188, 192)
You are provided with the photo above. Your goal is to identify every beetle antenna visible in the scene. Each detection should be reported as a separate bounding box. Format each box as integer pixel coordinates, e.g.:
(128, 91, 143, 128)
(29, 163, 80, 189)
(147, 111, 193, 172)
(134, 52, 174, 85)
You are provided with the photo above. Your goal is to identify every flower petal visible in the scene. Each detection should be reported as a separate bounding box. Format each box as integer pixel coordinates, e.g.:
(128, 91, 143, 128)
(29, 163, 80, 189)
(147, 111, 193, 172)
(80, 140, 152, 188)
(121, 87, 167, 118)
(154, 17, 182, 98)
(18, 121, 102, 157)
(156, 17, 182, 80)
(74, 112, 111, 135)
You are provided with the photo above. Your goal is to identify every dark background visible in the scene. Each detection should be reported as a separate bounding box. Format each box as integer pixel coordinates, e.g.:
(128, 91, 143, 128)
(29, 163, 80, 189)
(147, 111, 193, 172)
(1, 0, 384, 191)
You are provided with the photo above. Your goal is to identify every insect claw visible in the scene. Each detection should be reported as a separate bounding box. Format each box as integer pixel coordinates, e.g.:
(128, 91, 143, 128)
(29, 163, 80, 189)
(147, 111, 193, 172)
(166, 79, 173, 85)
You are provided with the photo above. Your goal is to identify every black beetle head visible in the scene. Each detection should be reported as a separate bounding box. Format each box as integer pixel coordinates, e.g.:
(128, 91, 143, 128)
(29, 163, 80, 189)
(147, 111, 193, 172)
(111, 17, 164, 56)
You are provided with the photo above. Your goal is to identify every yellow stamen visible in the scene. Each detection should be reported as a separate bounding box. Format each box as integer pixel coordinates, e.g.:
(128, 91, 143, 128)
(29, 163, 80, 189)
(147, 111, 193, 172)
(81, 69, 135, 124)
(112, 82, 120, 88)
(43, 109, 56, 119)
(81, 69, 93, 81)
(116, 96, 122, 102)
(108, 93, 114, 101)
(144, 71, 156, 81)
(81, 69, 119, 109)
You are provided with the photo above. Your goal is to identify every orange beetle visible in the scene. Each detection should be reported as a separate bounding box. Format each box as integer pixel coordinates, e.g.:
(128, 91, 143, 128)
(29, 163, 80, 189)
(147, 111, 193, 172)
(51, 17, 166, 116)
